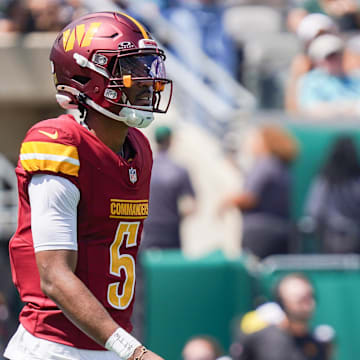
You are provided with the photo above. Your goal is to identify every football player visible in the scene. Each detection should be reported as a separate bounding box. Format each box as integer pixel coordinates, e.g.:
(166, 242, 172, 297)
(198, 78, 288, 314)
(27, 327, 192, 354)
(4, 11, 172, 360)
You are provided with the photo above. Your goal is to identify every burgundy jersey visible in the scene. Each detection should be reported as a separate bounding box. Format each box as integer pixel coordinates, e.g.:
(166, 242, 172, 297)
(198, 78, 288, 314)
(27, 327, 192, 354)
(9, 114, 153, 349)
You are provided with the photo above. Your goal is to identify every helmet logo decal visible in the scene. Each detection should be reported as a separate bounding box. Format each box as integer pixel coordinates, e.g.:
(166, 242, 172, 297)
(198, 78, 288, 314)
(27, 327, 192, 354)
(63, 22, 101, 52)
(104, 89, 118, 100)
(138, 39, 157, 49)
(119, 41, 135, 50)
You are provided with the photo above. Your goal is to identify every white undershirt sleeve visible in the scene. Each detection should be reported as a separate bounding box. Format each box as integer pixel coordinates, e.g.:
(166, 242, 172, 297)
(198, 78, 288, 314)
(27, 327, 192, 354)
(29, 174, 80, 252)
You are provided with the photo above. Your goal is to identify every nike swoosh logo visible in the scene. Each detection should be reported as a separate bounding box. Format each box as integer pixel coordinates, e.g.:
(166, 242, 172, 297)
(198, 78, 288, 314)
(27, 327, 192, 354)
(38, 130, 58, 139)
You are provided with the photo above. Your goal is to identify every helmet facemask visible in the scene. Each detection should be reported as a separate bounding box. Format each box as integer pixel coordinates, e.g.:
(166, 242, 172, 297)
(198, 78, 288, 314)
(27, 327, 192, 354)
(89, 47, 172, 127)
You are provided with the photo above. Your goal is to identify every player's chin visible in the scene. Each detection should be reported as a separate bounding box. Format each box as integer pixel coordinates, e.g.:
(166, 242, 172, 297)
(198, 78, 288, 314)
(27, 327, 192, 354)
(134, 98, 151, 107)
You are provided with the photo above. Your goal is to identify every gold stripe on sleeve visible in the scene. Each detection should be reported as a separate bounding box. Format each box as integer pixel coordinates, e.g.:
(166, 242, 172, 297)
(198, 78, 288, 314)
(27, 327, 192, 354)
(20, 141, 80, 177)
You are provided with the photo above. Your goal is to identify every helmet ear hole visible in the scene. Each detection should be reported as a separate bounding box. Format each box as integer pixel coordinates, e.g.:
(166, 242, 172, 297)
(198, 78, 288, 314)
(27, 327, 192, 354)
(72, 75, 91, 85)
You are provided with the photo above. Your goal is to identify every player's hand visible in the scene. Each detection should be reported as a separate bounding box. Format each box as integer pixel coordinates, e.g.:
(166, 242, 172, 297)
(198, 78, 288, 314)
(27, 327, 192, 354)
(128, 346, 165, 360)
(141, 349, 165, 360)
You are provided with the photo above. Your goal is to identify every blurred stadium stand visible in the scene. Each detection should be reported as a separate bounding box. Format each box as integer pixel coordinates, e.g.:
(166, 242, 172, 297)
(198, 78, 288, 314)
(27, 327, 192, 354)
(138, 8, 258, 135)
(0, 32, 60, 164)
(0, 32, 61, 242)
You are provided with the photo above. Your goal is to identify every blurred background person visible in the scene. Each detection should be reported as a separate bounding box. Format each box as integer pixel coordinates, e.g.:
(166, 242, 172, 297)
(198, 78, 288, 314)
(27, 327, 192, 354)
(26, 0, 68, 31)
(219, 124, 298, 259)
(302, 135, 360, 253)
(141, 125, 196, 250)
(230, 273, 334, 360)
(287, 0, 360, 32)
(297, 34, 360, 118)
(0, 0, 88, 33)
(27, 0, 89, 31)
(182, 335, 224, 360)
(343, 34, 360, 77)
(0, 0, 33, 32)
(285, 13, 338, 114)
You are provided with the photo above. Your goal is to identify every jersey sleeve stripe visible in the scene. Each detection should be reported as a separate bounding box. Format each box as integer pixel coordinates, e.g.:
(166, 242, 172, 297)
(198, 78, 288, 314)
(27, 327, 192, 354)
(20, 141, 80, 176)
(20, 153, 79, 166)
(21, 141, 79, 159)
(20, 158, 79, 177)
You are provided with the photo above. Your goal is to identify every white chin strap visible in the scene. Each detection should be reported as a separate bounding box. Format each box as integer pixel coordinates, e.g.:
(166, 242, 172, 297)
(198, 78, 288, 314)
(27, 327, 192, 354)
(55, 85, 154, 128)
(85, 98, 154, 128)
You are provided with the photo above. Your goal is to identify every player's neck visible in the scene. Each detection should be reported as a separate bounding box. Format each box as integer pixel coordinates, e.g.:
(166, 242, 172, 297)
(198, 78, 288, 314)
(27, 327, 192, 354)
(286, 320, 308, 337)
(85, 112, 129, 154)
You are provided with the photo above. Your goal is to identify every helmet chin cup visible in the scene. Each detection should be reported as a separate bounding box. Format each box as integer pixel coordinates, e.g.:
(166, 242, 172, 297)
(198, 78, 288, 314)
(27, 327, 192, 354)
(85, 97, 154, 128)
(119, 107, 154, 128)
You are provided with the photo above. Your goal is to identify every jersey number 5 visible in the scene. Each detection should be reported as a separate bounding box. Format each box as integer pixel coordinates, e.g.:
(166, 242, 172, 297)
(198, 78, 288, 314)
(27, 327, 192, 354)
(107, 221, 139, 309)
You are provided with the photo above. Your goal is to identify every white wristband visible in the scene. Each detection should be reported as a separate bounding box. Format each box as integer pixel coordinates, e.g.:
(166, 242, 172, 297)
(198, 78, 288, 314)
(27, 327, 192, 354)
(105, 327, 142, 359)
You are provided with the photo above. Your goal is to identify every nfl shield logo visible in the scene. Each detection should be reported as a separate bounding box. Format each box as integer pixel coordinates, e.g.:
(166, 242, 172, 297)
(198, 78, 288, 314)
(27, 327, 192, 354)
(129, 167, 137, 184)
